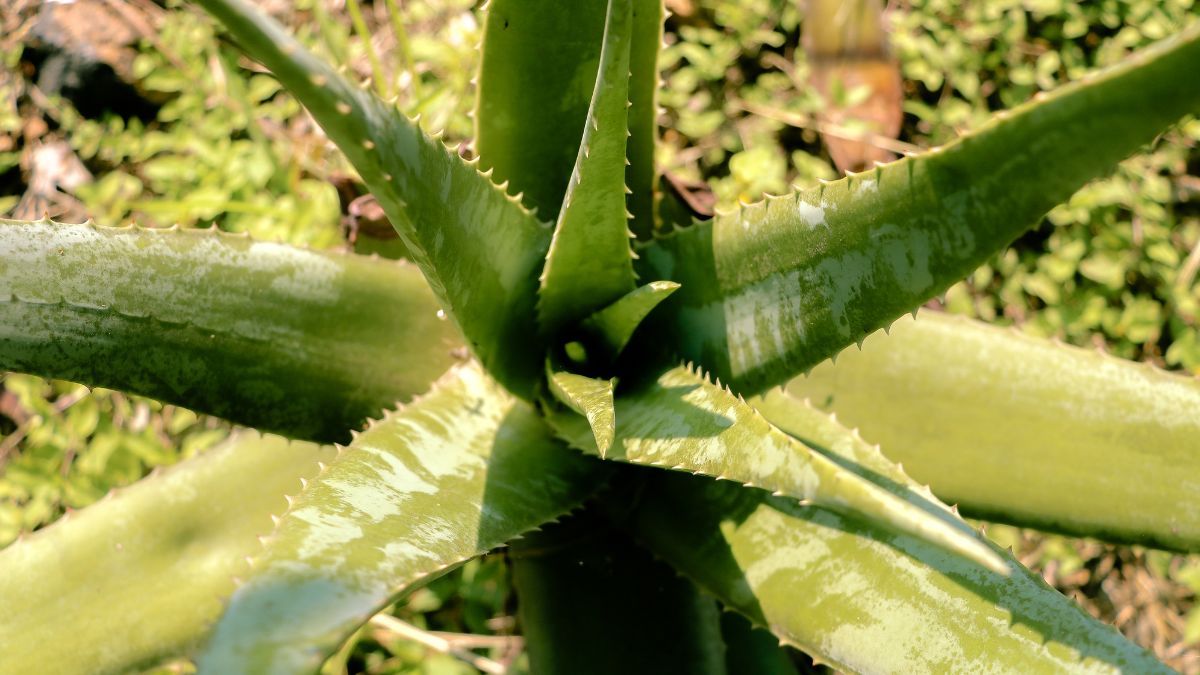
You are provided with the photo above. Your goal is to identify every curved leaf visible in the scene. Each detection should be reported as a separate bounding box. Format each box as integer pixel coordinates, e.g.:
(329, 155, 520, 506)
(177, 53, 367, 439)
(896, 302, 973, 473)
(0, 432, 333, 674)
(197, 0, 550, 398)
(537, 0, 638, 332)
(548, 370, 617, 456)
(628, 471, 1168, 674)
(198, 363, 607, 673)
(636, 23, 1200, 393)
(548, 364, 1006, 574)
(580, 280, 680, 362)
(784, 311, 1200, 550)
(0, 218, 459, 442)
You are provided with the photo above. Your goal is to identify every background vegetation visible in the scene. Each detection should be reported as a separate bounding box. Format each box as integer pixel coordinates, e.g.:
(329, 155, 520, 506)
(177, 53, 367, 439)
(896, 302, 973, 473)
(1, 0, 1197, 671)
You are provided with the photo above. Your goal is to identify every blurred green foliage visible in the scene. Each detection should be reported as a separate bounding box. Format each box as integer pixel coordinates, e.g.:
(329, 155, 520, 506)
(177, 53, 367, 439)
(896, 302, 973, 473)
(0, 374, 226, 547)
(1, 0, 1197, 669)
(60, 7, 341, 244)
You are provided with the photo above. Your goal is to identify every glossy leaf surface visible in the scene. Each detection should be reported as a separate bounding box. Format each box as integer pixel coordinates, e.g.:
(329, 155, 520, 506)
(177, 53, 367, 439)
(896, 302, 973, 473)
(783, 311, 1200, 550)
(199, 363, 606, 673)
(549, 364, 1005, 573)
(629, 472, 1168, 674)
(198, 0, 550, 397)
(547, 370, 617, 456)
(537, 0, 638, 332)
(0, 219, 458, 442)
(637, 24, 1200, 393)
(0, 432, 334, 674)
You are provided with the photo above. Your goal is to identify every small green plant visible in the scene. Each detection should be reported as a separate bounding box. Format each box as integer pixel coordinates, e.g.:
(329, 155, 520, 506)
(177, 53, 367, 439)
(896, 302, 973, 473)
(1, 0, 1199, 672)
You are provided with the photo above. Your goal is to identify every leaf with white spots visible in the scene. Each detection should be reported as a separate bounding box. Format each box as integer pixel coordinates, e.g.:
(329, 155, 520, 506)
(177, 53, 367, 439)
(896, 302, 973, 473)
(198, 363, 608, 674)
(631, 470, 1169, 674)
(546, 364, 1007, 574)
(784, 311, 1200, 551)
(537, 0, 638, 333)
(197, 0, 550, 398)
(636, 24, 1200, 393)
(0, 431, 334, 675)
(0, 218, 459, 442)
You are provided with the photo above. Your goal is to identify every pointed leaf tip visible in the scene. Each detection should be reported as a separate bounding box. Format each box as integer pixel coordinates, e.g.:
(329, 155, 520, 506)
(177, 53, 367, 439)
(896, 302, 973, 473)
(536, 0, 638, 332)
(581, 280, 681, 361)
(548, 370, 617, 458)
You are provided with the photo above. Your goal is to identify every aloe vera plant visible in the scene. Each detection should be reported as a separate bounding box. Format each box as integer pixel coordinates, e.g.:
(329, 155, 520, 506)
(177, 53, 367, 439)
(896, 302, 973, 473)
(1, 0, 1199, 672)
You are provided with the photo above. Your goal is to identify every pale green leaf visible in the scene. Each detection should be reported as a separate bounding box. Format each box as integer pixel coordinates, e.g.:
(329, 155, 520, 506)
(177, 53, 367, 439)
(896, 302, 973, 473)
(0, 219, 459, 442)
(0, 432, 334, 674)
(785, 311, 1200, 550)
(547, 370, 617, 456)
(631, 472, 1168, 673)
(580, 280, 680, 362)
(198, 363, 607, 673)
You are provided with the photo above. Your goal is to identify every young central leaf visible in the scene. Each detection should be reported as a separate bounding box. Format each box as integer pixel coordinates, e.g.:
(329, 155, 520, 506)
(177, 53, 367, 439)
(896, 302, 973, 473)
(537, 0, 638, 334)
(548, 370, 617, 456)
(580, 280, 680, 364)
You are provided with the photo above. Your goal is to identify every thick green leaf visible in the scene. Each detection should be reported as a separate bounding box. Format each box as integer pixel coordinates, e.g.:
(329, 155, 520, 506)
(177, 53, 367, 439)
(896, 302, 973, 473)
(625, 0, 665, 236)
(637, 23, 1200, 393)
(198, 363, 607, 673)
(475, 0, 607, 218)
(510, 509, 727, 675)
(548, 364, 1007, 574)
(749, 380, 934, 498)
(628, 471, 1168, 674)
(547, 370, 617, 456)
(0, 432, 334, 674)
(783, 311, 1200, 550)
(0, 219, 458, 442)
(537, 0, 638, 332)
(197, 0, 550, 398)
(475, 0, 661, 236)
(580, 280, 680, 362)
